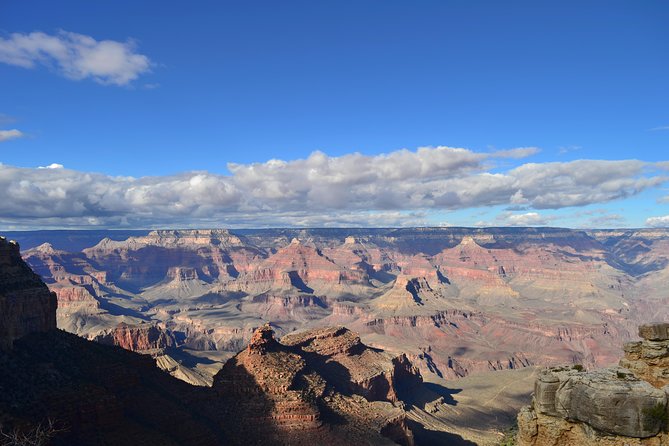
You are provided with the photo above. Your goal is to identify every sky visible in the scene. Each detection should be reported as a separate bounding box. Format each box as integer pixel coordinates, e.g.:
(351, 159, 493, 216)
(0, 0, 668, 229)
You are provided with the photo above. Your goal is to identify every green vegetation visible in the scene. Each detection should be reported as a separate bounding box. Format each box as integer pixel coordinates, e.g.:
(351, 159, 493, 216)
(499, 425, 517, 446)
(572, 364, 584, 372)
(616, 371, 627, 379)
(642, 403, 667, 431)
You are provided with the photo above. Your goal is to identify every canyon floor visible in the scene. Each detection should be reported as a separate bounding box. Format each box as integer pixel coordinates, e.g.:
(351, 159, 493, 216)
(6, 227, 669, 443)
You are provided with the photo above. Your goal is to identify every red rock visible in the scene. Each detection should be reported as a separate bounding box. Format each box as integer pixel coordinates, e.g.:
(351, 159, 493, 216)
(93, 322, 177, 351)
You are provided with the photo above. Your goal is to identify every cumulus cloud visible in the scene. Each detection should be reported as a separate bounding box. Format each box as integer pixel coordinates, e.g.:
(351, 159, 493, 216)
(497, 212, 553, 227)
(0, 129, 23, 142)
(646, 215, 669, 228)
(0, 146, 667, 228)
(0, 31, 151, 85)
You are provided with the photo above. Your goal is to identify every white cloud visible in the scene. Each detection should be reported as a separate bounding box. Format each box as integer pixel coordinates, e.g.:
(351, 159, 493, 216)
(37, 163, 64, 169)
(0, 129, 24, 142)
(649, 125, 669, 131)
(646, 215, 669, 228)
(0, 31, 151, 85)
(497, 212, 553, 227)
(0, 147, 667, 228)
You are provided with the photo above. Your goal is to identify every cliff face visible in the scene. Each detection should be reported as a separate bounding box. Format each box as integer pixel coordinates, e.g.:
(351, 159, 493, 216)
(93, 322, 177, 351)
(518, 323, 669, 446)
(0, 237, 57, 350)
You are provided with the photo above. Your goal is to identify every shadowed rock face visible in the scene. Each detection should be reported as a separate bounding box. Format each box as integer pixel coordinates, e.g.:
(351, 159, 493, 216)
(0, 237, 57, 350)
(518, 322, 669, 445)
(281, 326, 423, 403)
(213, 324, 419, 445)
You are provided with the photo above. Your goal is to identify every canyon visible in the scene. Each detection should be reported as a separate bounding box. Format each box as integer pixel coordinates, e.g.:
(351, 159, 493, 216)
(6, 226, 669, 443)
(0, 235, 474, 444)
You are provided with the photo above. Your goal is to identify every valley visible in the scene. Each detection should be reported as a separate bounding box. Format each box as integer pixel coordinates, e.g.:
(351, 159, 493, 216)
(5, 226, 669, 443)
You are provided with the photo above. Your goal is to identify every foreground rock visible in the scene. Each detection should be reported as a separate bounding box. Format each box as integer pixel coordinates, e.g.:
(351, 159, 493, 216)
(620, 323, 669, 388)
(518, 322, 669, 445)
(0, 237, 56, 350)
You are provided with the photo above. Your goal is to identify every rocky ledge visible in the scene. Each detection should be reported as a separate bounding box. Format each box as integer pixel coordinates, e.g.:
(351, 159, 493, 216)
(518, 322, 669, 445)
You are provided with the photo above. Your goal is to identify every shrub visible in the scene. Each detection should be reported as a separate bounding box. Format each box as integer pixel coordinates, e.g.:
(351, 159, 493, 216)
(499, 425, 517, 446)
(642, 403, 667, 431)
(0, 419, 63, 446)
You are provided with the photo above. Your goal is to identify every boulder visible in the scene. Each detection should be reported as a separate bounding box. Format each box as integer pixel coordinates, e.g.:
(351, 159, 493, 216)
(639, 323, 669, 341)
(553, 367, 667, 438)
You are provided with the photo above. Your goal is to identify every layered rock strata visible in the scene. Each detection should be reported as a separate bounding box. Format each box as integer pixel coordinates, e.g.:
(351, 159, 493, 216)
(93, 322, 177, 351)
(620, 323, 669, 388)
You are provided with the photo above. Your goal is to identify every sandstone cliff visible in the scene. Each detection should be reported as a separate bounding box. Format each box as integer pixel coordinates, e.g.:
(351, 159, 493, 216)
(93, 322, 177, 351)
(518, 322, 669, 445)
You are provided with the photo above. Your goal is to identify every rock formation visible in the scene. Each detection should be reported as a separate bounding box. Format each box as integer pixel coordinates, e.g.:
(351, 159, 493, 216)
(620, 323, 669, 388)
(518, 322, 669, 445)
(0, 237, 57, 350)
(280, 326, 423, 403)
(213, 323, 417, 445)
(93, 322, 177, 351)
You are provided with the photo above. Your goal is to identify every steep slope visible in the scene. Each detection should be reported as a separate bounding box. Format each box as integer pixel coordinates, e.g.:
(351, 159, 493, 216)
(0, 237, 57, 350)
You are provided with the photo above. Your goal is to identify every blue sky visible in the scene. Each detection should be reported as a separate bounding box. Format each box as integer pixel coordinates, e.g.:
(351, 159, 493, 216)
(0, 1, 668, 229)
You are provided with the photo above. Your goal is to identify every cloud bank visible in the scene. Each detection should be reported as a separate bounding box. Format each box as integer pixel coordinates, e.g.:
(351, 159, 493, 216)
(0, 31, 151, 85)
(0, 146, 666, 228)
(646, 215, 669, 228)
